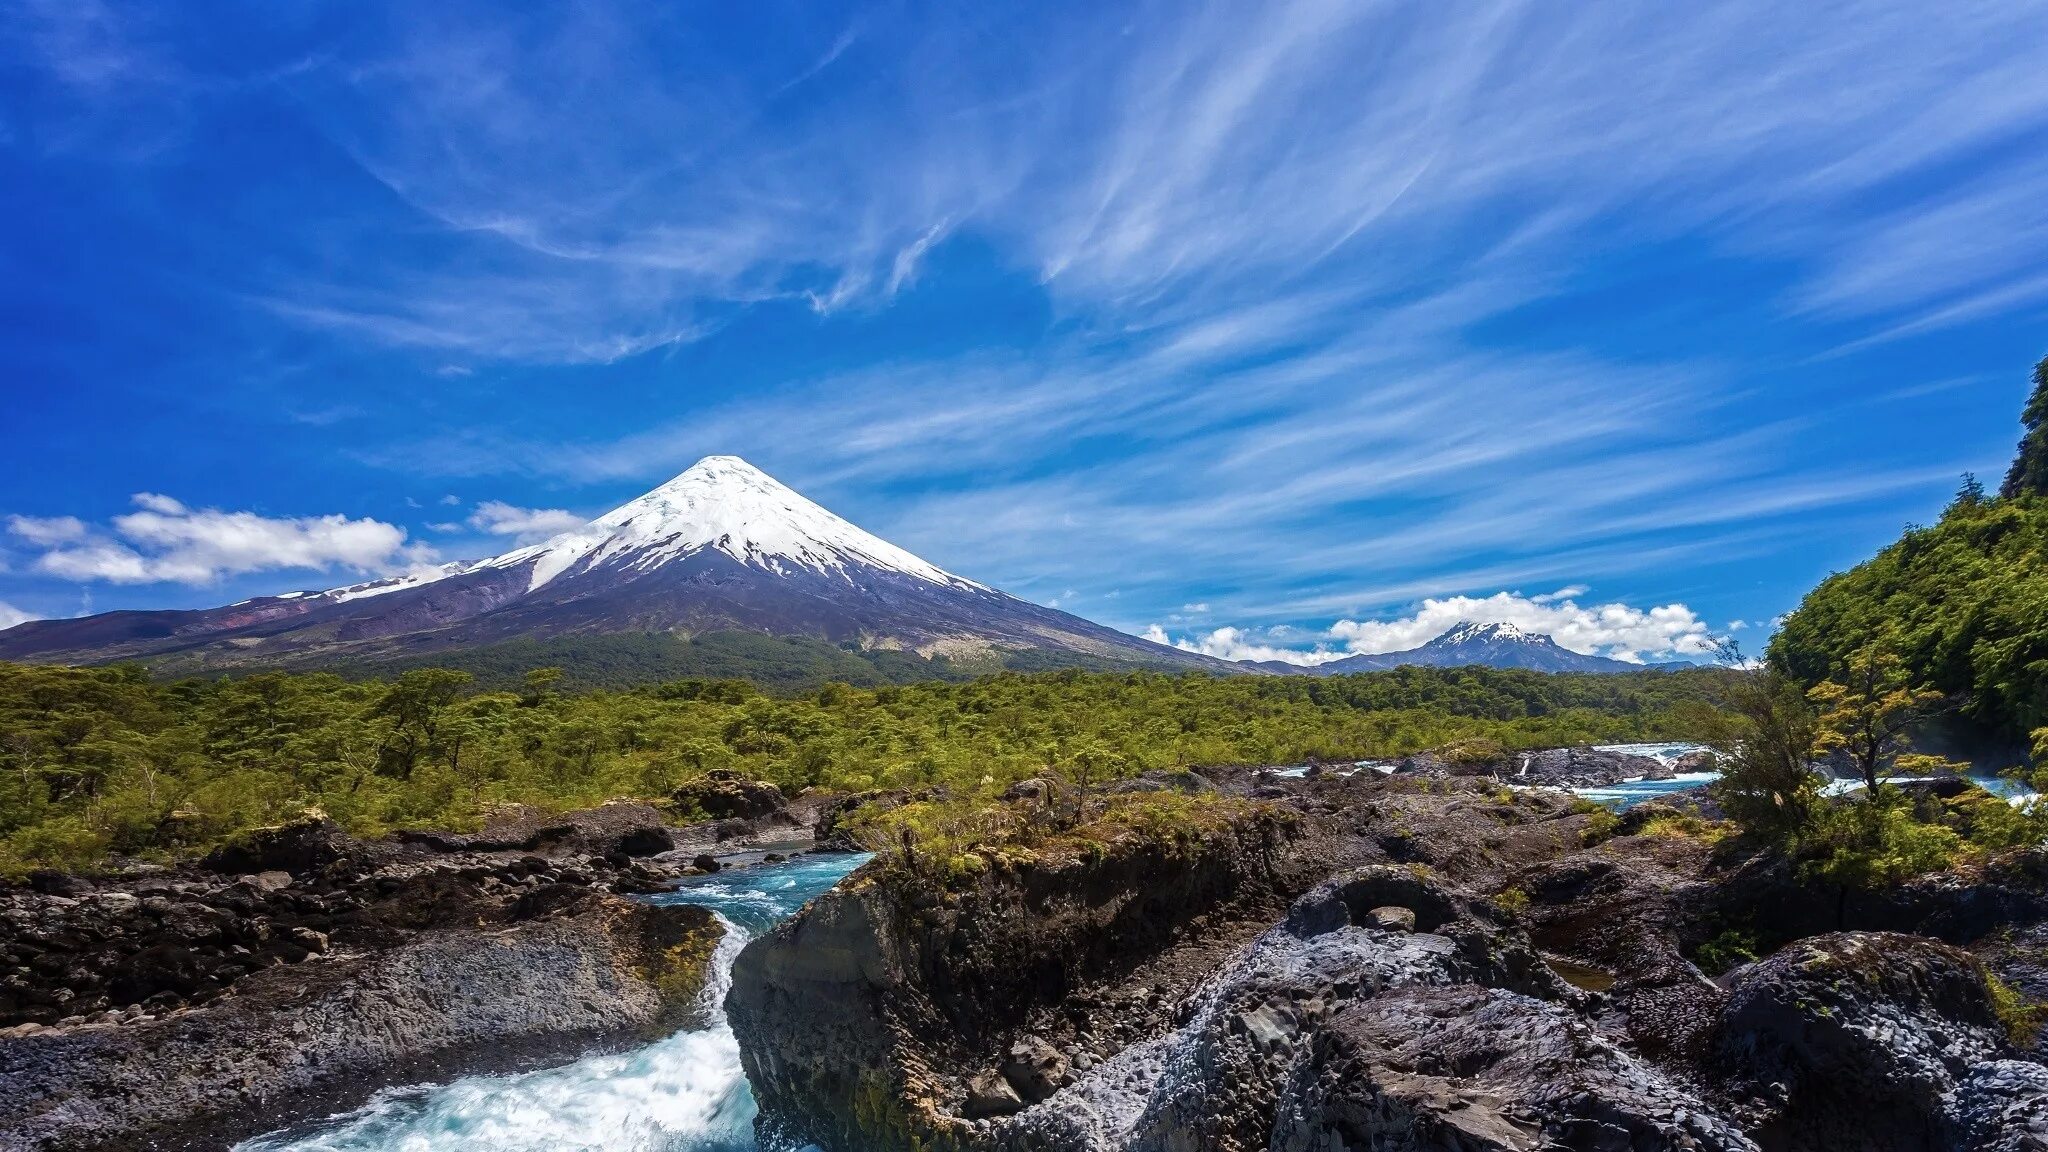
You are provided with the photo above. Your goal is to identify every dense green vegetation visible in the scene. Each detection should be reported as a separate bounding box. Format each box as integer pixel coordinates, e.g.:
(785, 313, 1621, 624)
(1703, 356, 2048, 887)
(1773, 355, 2048, 754)
(0, 659, 1732, 876)
(1706, 658, 2044, 892)
(212, 630, 1165, 695)
(327, 632, 986, 694)
(1772, 487, 2048, 751)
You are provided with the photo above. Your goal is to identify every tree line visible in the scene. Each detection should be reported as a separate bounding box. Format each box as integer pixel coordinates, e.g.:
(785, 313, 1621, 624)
(0, 660, 1733, 876)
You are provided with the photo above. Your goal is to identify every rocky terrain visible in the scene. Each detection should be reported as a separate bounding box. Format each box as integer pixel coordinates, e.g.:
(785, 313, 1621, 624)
(0, 777, 812, 1152)
(730, 769, 2048, 1152)
(1388, 742, 1679, 788)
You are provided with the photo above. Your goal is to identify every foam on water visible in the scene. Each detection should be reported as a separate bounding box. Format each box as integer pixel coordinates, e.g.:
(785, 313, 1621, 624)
(236, 853, 869, 1152)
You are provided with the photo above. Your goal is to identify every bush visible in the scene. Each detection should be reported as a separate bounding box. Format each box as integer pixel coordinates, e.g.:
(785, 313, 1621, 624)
(1693, 927, 1760, 976)
(1800, 792, 1964, 889)
(1987, 969, 2048, 1046)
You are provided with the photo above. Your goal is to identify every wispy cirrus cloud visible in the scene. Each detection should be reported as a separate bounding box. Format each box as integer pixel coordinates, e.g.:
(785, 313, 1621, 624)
(4, 0, 2040, 635)
(59, 1, 2033, 365)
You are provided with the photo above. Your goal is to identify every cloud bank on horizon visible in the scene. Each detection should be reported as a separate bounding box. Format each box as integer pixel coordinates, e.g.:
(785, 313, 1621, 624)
(1146, 589, 1717, 666)
(1, 0, 2044, 655)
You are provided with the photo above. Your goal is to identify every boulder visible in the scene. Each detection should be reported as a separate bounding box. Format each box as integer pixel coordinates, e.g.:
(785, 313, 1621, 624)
(964, 1071, 1025, 1119)
(996, 867, 1577, 1152)
(1365, 906, 1416, 932)
(1104, 770, 1219, 795)
(1002, 777, 1059, 802)
(672, 770, 787, 821)
(24, 872, 89, 898)
(1946, 1060, 2048, 1152)
(428, 802, 677, 858)
(1715, 932, 2013, 1151)
(1672, 749, 1718, 774)
(0, 895, 723, 1152)
(1001, 1035, 1070, 1102)
(812, 789, 915, 852)
(1518, 747, 1669, 788)
(1271, 984, 1757, 1152)
(201, 817, 353, 877)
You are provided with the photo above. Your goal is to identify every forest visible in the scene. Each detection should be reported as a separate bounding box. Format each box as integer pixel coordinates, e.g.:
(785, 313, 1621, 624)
(1772, 355, 2048, 755)
(0, 660, 1733, 876)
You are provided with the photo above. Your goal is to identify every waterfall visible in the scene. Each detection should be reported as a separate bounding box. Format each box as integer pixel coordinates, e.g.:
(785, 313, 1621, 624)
(238, 855, 866, 1152)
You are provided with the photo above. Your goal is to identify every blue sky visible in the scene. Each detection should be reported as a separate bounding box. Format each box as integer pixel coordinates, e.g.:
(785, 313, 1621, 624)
(1, 1, 2044, 664)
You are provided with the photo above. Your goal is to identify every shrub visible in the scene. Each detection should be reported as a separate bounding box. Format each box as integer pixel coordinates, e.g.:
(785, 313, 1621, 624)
(1693, 927, 1759, 976)
(1799, 792, 1963, 889)
(1986, 970, 2048, 1046)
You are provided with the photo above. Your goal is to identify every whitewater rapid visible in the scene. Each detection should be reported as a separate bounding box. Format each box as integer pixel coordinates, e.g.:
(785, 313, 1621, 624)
(235, 854, 869, 1152)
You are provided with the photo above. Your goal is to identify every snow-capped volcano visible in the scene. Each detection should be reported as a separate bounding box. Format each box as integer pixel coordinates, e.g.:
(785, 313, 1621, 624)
(0, 457, 1217, 674)
(1290, 619, 1667, 675)
(489, 455, 985, 593)
(1433, 621, 1535, 646)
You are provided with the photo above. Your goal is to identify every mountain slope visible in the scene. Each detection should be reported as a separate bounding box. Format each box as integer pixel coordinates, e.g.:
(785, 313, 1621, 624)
(0, 457, 1227, 675)
(1247, 622, 1677, 675)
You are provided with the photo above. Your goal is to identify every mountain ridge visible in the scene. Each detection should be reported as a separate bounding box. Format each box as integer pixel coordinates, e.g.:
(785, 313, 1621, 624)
(1241, 621, 1685, 675)
(0, 457, 1231, 675)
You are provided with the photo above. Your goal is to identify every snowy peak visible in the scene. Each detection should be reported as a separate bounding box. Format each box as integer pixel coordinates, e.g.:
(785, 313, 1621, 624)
(1431, 621, 1537, 646)
(482, 455, 983, 593)
(0, 454, 1230, 674)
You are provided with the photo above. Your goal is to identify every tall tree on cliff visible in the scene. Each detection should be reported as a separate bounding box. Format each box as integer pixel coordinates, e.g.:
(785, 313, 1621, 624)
(2001, 354, 2048, 498)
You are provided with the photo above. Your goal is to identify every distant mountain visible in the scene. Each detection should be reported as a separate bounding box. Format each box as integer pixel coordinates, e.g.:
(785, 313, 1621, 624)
(0, 457, 1229, 675)
(1248, 621, 1684, 675)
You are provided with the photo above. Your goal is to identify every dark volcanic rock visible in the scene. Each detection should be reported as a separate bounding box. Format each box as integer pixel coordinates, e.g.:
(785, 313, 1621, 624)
(0, 892, 723, 1152)
(725, 770, 2048, 1152)
(201, 816, 355, 876)
(1271, 984, 1756, 1152)
(1517, 746, 1671, 788)
(727, 800, 1316, 1152)
(1104, 770, 1219, 795)
(672, 770, 787, 821)
(812, 789, 920, 852)
(1714, 932, 2020, 1151)
(408, 801, 678, 858)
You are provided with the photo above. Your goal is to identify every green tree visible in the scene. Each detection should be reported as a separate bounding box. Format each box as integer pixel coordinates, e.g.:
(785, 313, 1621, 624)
(1807, 646, 1958, 795)
(2002, 354, 2048, 498)
(1708, 649, 1822, 842)
(521, 667, 563, 707)
(369, 669, 474, 780)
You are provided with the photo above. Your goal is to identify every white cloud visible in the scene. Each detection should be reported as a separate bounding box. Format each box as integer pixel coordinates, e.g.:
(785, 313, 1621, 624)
(5, 515, 88, 546)
(466, 501, 584, 542)
(9, 494, 433, 586)
(0, 600, 35, 630)
(1149, 589, 1717, 666)
(1145, 624, 1340, 666)
(129, 492, 186, 515)
(1325, 592, 1715, 660)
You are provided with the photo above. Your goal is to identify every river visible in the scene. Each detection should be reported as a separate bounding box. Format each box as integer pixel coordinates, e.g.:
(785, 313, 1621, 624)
(235, 852, 871, 1152)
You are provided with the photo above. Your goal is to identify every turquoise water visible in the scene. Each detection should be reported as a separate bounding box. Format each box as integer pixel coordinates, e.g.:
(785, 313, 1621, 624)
(237, 853, 870, 1152)
(1569, 771, 1721, 811)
